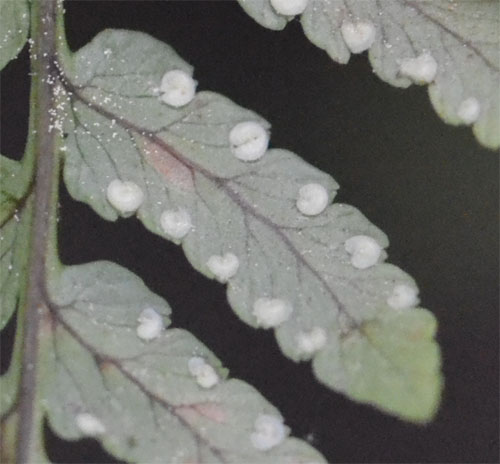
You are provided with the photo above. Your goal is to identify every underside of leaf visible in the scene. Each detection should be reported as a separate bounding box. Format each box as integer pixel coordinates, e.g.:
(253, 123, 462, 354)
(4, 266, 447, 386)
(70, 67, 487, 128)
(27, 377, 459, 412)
(0, 0, 29, 71)
(0, 155, 33, 331)
(0, 159, 34, 457)
(56, 29, 442, 422)
(41, 261, 325, 463)
(238, 0, 500, 150)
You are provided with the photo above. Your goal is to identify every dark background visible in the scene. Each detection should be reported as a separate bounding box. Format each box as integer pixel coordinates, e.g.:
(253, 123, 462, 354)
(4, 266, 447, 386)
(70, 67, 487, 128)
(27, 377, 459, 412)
(1, 1, 498, 462)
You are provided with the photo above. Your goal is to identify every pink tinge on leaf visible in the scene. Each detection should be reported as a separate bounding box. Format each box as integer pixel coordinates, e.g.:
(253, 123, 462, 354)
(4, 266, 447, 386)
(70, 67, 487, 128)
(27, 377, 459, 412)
(141, 138, 194, 191)
(176, 402, 227, 425)
(193, 402, 227, 423)
(175, 406, 199, 424)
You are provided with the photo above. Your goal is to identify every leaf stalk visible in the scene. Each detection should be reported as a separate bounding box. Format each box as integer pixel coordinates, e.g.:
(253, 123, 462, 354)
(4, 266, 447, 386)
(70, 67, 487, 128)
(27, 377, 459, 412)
(15, 0, 62, 461)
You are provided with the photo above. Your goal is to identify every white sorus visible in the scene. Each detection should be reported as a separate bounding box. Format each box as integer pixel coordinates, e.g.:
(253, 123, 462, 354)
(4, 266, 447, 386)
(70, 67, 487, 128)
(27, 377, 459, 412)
(252, 298, 293, 329)
(387, 284, 419, 309)
(206, 253, 239, 283)
(297, 327, 327, 355)
(160, 69, 197, 107)
(296, 183, 329, 216)
(188, 357, 219, 389)
(160, 208, 192, 239)
(229, 121, 269, 162)
(341, 20, 376, 54)
(270, 0, 308, 16)
(457, 97, 480, 124)
(344, 235, 382, 269)
(75, 413, 106, 436)
(136, 308, 164, 341)
(106, 179, 144, 214)
(399, 52, 438, 84)
(250, 414, 289, 451)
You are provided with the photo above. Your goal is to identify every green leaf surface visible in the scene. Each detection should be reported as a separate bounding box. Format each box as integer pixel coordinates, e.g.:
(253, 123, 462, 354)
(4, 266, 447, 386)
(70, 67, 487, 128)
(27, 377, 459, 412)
(0, 413, 20, 463)
(0, 0, 29, 70)
(313, 307, 441, 422)
(1, 155, 23, 223)
(0, 196, 32, 331)
(237, 0, 500, 150)
(1, 320, 23, 428)
(43, 261, 325, 463)
(0, 365, 19, 419)
(1, 154, 34, 223)
(0, 157, 33, 420)
(58, 29, 442, 422)
(0, 204, 31, 422)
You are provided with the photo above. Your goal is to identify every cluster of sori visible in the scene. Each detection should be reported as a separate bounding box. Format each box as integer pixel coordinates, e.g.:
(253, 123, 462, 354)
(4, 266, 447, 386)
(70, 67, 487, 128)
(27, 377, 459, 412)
(251, 0, 481, 124)
(105, 65, 419, 354)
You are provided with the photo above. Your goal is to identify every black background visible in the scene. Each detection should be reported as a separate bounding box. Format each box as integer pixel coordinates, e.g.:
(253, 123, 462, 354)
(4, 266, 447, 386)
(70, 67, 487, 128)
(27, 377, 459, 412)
(1, 1, 498, 463)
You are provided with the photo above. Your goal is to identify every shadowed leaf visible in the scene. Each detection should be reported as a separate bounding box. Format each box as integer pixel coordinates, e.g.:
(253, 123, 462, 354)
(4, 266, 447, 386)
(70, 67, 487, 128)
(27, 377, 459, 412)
(238, 0, 500, 149)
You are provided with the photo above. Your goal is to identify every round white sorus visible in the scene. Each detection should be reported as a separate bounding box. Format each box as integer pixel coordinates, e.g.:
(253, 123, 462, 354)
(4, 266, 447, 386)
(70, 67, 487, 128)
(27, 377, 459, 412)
(106, 179, 144, 214)
(250, 414, 289, 451)
(344, 235, 382, 269)
(229, 121, 269, 162)
(252, 298, 293, 329)
(187, 356, 206, 376)
(188, 357, 219, 389)
(136, 308, 164, 341)
(296, 183, 329, 216)
(399, 52, 438, 84)
(160, 69, 197, 107)
(297, 327, 327, 355)
(341, 21, 376, 54)
(196, 364, 219, 389)
(270, 0, 308, 16)
(206, 253, 239, 283)
(75, 413, 106, 436)
(160, 208, 192, 239)
(457, 97, 480, 124)
(387, 284, 419, 309)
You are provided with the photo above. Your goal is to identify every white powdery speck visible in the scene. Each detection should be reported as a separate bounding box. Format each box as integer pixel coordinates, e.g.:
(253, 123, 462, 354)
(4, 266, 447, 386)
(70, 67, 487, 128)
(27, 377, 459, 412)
(387, 284, 419, 309)
(297, 327, 327, 355)
(341, 20, 376, 54)
(250, 414, 289, 451)
(106, 179, 144, 215)
(160, 69, 197, 107)
(136, 308, 164, 341)
(160, 208, 192, 239)
(229, 121, 269, 162)
(75, 413, 106, 436)
(457, 97, 480, 124)
(344, 235, 382, 269)
(297, 183, 329, 216)
(188, 357, 219, 389)
(399, 52, 438, 84)
(252, 298, 293, 328)
(206, 253, 239, 283)
(270, 0, 308, 16)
